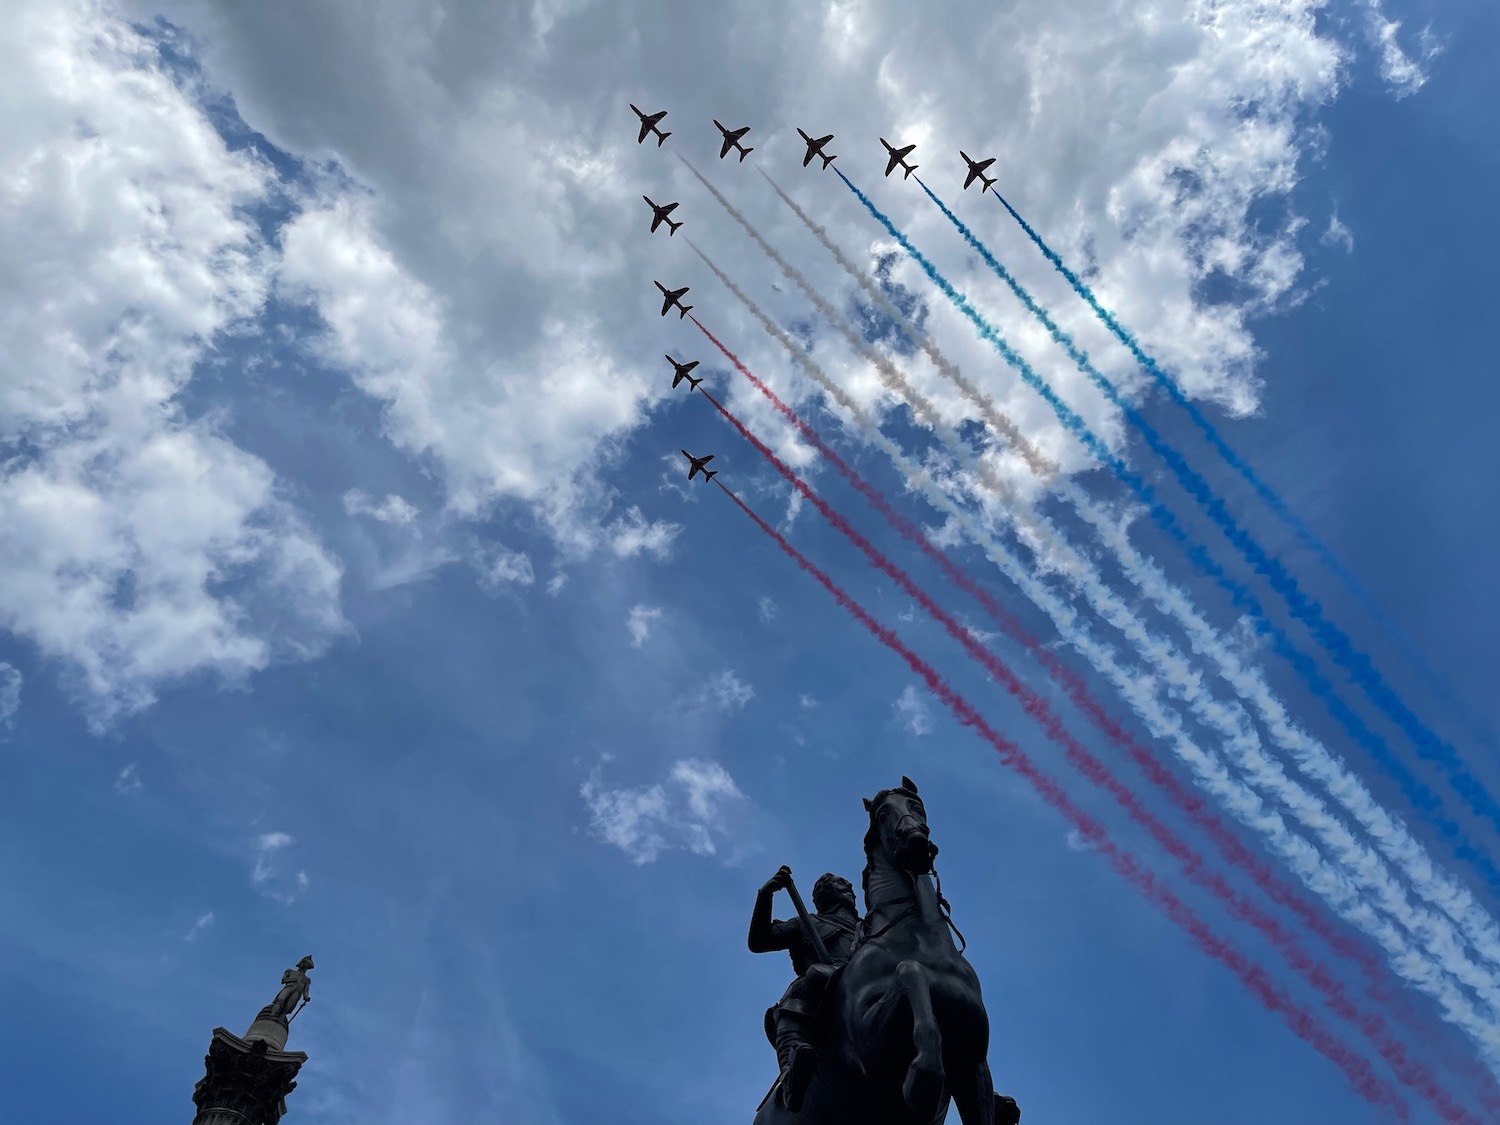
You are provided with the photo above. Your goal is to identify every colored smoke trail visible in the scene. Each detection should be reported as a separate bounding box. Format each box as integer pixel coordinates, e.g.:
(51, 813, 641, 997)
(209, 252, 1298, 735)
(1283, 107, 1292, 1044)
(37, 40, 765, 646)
(696, 308, 1500, 1101)
(714, 478, 1409, 1120)
(687, 250, 1500, 1066)
(678, 155, 1025, 503)
(700, 380, 1479, 1120)
(755, 167, 1058, 480)
(916, 174, 1500, 873)
(692, 316, 1370, 974)
(838, 167, 1500, 903)
(769, 173, 1500, 993)
(688, 183, 1500, 1011)
(990, 185, 1498, 758)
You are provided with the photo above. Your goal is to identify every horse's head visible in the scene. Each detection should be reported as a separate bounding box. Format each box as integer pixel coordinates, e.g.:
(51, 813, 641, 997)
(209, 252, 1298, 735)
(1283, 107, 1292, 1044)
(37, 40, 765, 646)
(863, 775, 939, 876)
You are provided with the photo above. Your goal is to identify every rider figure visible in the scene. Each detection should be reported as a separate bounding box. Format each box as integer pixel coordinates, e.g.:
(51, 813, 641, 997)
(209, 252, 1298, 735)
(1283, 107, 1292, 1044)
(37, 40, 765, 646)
(748, 865, 861, 1112)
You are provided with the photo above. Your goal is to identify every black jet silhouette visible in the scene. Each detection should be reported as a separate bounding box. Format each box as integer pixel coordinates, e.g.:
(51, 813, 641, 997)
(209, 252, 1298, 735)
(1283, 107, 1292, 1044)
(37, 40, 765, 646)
(630, 103, 671, 146)
(797, 128, 836, 169)
(681, 450, 717, 481)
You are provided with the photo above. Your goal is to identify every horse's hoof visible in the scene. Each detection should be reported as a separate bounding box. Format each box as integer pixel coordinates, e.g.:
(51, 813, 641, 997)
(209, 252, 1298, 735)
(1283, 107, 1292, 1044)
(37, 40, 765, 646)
(994, 1093, 1020, 1125)
(902, 1062, 945, 1121)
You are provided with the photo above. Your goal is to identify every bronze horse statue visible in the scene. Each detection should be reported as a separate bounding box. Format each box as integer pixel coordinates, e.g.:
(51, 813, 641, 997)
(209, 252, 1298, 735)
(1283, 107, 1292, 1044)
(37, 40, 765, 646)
(753, 777, 1019, 1125)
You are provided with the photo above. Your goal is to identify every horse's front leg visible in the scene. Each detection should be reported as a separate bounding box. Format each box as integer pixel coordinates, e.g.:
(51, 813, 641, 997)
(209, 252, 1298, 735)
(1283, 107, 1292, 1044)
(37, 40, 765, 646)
(891, 960, 946, 1122)
(949, 1059, 1021, 1125)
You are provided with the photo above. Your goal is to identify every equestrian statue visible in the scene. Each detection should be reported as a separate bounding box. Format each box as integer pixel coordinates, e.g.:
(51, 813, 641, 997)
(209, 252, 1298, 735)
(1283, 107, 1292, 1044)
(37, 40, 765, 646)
(748, 776, 1020, 1125)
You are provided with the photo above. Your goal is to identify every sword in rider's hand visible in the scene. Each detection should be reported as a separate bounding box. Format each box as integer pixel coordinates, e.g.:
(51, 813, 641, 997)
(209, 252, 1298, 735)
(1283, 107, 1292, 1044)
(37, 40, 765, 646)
(783, 872, 835, 967)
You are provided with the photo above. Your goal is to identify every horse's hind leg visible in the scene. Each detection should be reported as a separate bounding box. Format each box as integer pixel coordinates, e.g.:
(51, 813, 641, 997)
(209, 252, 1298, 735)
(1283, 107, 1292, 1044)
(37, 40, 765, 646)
(892, 960, 946, 1121)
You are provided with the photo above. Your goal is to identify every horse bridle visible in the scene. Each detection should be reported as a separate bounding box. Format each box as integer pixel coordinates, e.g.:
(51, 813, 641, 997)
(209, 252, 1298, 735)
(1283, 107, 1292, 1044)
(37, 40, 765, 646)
(857, 807, 968, 953)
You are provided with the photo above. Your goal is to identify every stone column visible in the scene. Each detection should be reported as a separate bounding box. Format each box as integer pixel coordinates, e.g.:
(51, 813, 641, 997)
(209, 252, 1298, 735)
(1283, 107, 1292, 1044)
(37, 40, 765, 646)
(191, 1027, 307, 1125)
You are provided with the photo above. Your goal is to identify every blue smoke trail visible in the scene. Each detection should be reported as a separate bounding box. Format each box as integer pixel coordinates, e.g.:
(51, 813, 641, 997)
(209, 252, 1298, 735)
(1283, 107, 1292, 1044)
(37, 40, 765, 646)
(910, 173, 1500, 861)
(990, 185, 1499, 757)
(833, 166, 1500, 895)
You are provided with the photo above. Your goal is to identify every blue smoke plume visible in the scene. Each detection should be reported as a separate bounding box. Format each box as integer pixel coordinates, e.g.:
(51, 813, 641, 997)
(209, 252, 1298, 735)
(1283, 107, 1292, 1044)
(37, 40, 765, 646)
(989, 185, 1500, 759)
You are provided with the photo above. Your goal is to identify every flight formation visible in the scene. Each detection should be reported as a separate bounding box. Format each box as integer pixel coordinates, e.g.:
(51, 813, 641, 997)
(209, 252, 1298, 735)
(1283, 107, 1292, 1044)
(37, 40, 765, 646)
(626, 99, 1500, 1125)
(629, 103, 999, 492)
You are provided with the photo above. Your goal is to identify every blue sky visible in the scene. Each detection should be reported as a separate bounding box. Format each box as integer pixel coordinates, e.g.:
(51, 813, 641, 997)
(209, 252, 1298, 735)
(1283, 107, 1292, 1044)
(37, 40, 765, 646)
(2, 1, 1498, 1123)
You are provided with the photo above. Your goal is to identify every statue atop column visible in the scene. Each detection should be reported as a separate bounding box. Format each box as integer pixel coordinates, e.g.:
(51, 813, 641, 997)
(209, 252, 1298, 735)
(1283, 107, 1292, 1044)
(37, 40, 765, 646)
(747, 777, 1020, 1125)
(192, 955, 315, 1125)
(263, 956, 315, 1021)
(244, 956, 314, 1050)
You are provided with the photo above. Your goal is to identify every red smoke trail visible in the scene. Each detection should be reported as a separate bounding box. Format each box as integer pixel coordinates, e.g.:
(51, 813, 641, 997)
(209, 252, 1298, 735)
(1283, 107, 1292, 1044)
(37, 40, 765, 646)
(700, 385, 1474, 1123)
(714, 478, 1409, 1119)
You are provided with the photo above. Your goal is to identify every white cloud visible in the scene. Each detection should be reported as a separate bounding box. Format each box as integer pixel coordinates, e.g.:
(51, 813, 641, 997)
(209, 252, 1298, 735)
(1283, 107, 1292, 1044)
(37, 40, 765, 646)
(121, 0, 1393, 594)
(781, 489, 804, 530)
(473, 545, 536, 590)
(1066, 828, 1099, 853)
(757, 596, 778, 624)
(798, 693, 819, 710)
(114, 762, 143, 796)
(0, 2, 346, 728)
(580, 758, 746, 864)
(1320, 213, 1354, 254)
(250, 831, 304, 903)
(253, 832, 293, 869)
(701, 669, 755, 712)
(184, 910, 215, 942)
(0, 664, 20, 729)
(545, 573, 568, 596)
(626, 604, 662, 648)
(606, 507, 682, 561)
(343, 488, 419, 525)
(1362, 0, 1436, 98)
(274, 191, 657, 554)
(894, 685, 933, 736)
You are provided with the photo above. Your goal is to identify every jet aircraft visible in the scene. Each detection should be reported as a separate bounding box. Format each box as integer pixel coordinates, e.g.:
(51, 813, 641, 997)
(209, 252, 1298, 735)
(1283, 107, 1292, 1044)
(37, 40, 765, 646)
(796, 128, 836, 169)
(630, 104, 671, 146)
(681, 450, 717, 481)
(960, 150, 997, 192)
(713, 120, 754, 162)
(881, 138, 917, 179)
(643, 195, 682, 236)
(654, 281, 693, 319)
(665, 355, 702, 391)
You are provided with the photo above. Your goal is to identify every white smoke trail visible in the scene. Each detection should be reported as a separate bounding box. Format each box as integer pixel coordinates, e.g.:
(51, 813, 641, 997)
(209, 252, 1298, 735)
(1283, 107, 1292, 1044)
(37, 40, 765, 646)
(683, 231, 1500, 1064)
(759, 169, 1500, 983)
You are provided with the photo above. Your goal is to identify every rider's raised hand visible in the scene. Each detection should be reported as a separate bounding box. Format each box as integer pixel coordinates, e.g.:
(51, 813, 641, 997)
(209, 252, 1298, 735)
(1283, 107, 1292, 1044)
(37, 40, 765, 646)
(762, 864, 793, 892)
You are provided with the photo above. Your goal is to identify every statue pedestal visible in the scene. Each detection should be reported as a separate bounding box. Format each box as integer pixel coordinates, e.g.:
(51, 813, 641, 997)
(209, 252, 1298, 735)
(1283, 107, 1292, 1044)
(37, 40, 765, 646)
(192, 1027, 307, 1125)
(244, 1012, 291, 1051)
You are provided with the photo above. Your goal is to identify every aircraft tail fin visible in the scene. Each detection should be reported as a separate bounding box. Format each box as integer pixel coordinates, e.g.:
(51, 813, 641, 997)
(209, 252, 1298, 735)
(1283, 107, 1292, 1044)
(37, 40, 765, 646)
(688, 376, 701, 391)
(679, 305, 693, 319)
(739, 147, 753, 162)
(704, 469, 717, 481)
(668, 219, 682, 236)
(903, 164, 917, 179)
(820, 153, 835, 169)
(657, 130, 671, 146)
